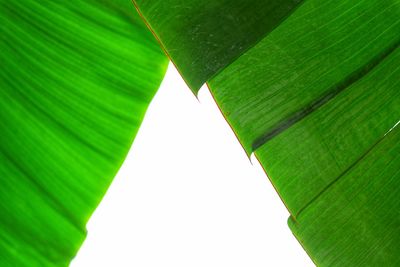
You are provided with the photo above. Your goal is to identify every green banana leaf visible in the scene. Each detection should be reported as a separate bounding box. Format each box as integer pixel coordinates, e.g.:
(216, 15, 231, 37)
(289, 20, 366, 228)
(132, 0, 302, 91)
(0, 0, 167, 266)
(133, 0, 400, 266)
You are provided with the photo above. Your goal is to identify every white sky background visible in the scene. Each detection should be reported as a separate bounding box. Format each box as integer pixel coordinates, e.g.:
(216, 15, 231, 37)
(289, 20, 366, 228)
(71, 64, 314, 267)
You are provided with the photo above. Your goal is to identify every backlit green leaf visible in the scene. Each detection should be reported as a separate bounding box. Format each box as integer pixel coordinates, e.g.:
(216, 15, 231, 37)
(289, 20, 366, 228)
(134, 0, 400, 265)
(133, 0, 303, 91)
(0, 0, 167, 266)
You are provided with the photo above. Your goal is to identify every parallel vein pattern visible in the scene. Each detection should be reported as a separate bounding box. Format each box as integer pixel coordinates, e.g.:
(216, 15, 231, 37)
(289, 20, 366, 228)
(134, 0, 400, 265)
(0, 1, 167, 266)
(133, 0, 303, 91)
(289, 124, 400, 266)
(252, 38, 400, 151)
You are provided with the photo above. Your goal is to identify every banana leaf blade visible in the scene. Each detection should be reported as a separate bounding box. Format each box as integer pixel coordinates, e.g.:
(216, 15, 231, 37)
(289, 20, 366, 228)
(0, 0, 167, 265)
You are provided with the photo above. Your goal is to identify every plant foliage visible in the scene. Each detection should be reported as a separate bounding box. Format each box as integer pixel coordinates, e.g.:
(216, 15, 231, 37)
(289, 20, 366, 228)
(0, 0, 167, 265)
(134, 0, 400, 265)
